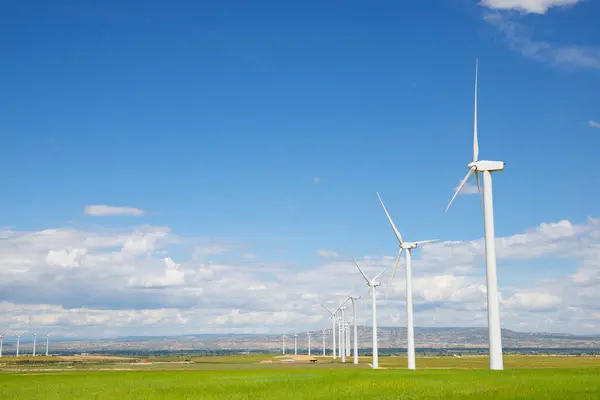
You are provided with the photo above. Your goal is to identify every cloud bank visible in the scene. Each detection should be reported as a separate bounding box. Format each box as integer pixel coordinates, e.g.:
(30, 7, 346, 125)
(1, 216, 600, 338)
(84, 205, 146, 217)
(481, 0, 584, 14)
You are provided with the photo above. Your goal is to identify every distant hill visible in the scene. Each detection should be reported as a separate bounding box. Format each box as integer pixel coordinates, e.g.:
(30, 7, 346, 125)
(3, 327, 598, 354)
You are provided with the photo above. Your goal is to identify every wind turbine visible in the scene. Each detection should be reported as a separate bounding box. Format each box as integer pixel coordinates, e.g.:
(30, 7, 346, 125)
(349, 296, 360, 364)
(353, 258, 387, 369)
(445, 59, 505, 371)
(45, 334, 50, 357)
(307, 332, 311, 356)
(16, 334, 20, 357)
(282, 334, 286, 355)
(0, 333, 6, 357)
(319, 303, 337, 359)
(293, 333, 298, 356)
(345, 322, 351, 357)
(322, 329, 327, 356)
(377, 192, 437, 370)
(32, 333, 37, 357)
(337, 306, 347, 363)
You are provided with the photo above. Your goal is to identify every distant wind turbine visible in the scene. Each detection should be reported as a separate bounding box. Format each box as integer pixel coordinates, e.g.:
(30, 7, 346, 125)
(293, 333, 298, 356)
(377, 192, 437, 370)
(0, 333, 6, 357)
(281, 334, 286, 355)
(16, 334, 20, 357)
(337, 306, 347, 363)
(346, 296, 361, 365)
(322, 329, 326, 356)
(32, 333, 37, 357)
(353, 258, 387, 369)
(319, 303, 337, 359)
(345, 322, 350, 357)
(45, 334, 50, 357)
(445, 59, 505, 371)
(307, 332, 311, 356)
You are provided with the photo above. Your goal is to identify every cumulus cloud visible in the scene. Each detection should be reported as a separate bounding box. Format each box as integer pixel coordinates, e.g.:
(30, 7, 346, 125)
(84, 205, 145, 217)
(318, 249, 340, 258)
(589, 121, 600, 129)
(484, 13, 600, 69)
(454, 182, 480, 196)
(480, 0, 584, 14)
(1, 217, 600, 337)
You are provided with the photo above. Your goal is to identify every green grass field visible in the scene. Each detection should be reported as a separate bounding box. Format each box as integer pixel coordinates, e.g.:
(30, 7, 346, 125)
(1, 355, 599, 399)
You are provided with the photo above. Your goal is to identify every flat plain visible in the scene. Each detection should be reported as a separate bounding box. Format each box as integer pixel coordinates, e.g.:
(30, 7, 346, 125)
(1, 355, 599, 399)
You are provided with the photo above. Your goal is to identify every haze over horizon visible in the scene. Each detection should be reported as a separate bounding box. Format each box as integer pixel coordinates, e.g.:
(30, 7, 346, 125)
(1, 0, 600, 339)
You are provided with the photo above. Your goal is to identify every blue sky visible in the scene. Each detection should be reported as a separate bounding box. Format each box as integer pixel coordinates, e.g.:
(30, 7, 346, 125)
(1, 0, 600, 338)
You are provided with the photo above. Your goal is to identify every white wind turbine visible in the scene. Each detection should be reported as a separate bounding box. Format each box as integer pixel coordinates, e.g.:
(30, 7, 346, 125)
(293, 333, 298, 355)
(322, 329, 327, 356)
(0, 333, 6, 357)
(377, 193, 437, 371)
(319, 303, 337, 359)
(336, 305, 347, 363)
(32, 333, 37, 357)
(16, 334, 20, 357)
(307, 332, 311, 356)
(446, 59, 505, 371)
(345, 322, 350, 357)
(282, 334, 286, 355)
(344, 296, 361, 365)
(45, 334, 50, 357)
(353, 258, 387, 369)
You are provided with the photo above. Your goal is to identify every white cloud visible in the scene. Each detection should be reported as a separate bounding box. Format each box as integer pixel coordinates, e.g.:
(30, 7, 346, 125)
(454, 182, 480, 196)
(313, 176, 321, 184)
(589, 121, 600, 129)
(2, 216, 600, 337)
(318, 249, 340, 258)
(480, 0, 584, 14)
(503, 291, 562, 311)
(45, 248, 87, 268)
(84, 205, 145, 217)
(484, 13, 600, 69)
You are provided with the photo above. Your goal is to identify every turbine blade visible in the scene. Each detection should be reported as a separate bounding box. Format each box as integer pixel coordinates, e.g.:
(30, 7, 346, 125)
(319, 303, 334, 316)
(386, 248, 403, 300)
(352, 257, 371, 283)
(415, 239, 438, 246)
(446, 167, 475, 212)
(473, 58, 479, 163)
(475, 171, 484, 211)
(372, 268, 388, 282)
(376, 192, 403, 244)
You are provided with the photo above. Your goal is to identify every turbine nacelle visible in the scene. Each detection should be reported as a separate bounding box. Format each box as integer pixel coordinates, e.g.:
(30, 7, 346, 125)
(469, 160, 505, 172)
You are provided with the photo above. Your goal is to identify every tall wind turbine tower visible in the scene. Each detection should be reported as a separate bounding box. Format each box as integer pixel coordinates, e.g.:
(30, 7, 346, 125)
(0, 333, 6, 357)
(322, 329, 327, 356)
(16, 335, 20, 357)
(446, 59, 505, 371)
(353, 258, 386, 369)
(32, 333, 37, 357)
(307, 332, 311, 356)
(294, 333, 298, 356)
(343, 322, 349, 357)
(45, 334, 50, 357)
(282, 334, 286, 355)
(319, 303, 337, 359)
(338, 306, 347, 363)
(377, 193, 437, 370)
(347, 296, 360, 364)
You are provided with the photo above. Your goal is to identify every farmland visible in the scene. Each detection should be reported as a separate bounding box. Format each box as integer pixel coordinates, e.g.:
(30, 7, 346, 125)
(1, 355, 599, 399)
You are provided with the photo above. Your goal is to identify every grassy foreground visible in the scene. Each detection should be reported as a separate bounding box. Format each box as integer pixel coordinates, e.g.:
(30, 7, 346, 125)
(1, 368, 600, 399)
(1, 355, 599, 399)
